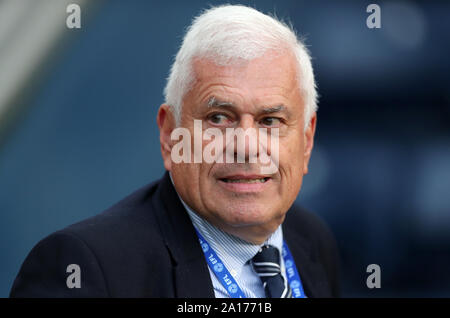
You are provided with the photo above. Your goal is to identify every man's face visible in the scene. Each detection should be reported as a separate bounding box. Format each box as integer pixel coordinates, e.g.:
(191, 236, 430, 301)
(158, 51, 316, 243)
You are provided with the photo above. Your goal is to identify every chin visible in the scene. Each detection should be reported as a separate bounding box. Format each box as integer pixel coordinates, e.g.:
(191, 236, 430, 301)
(218, 204, 277, 228)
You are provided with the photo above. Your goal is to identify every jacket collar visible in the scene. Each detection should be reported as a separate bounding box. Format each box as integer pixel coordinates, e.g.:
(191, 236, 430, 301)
(151, 172, 215, 298)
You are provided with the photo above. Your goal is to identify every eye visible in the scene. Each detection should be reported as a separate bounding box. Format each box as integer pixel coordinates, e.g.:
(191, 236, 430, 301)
(260, 117, 281, 127)
(207, 113, 231, 125)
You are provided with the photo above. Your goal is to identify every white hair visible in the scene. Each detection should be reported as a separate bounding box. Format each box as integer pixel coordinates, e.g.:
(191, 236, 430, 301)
(164, 4, 318, 130)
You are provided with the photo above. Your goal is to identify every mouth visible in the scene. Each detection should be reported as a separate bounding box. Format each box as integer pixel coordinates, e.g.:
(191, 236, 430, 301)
(219, 177, 270, 183)
(217, 175, 272, 193)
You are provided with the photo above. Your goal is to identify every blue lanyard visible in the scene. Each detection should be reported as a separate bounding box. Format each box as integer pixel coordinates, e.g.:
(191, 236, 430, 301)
(195, 229, 306, 298)
(281, 242, 306, 298)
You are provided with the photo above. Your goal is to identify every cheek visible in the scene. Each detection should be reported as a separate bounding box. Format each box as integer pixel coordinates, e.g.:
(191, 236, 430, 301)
(173, 164, 200, 194)
(184, 163, 216, 197)
(279, 135, 305, 175)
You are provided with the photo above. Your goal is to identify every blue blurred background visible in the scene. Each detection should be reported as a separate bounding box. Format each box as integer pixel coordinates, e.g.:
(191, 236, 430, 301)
(1, 0, 449, 297)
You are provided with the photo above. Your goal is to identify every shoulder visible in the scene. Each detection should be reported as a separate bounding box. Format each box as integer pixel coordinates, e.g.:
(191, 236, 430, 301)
(10, 229, 109, 297)
(284, 204, 341, 297)
(62, 179, 162, 245)
(284, 204, 339, 269)
(284, 204, 335, 244)
(53, 177, 172, 268)
(10, 177, 173, 297)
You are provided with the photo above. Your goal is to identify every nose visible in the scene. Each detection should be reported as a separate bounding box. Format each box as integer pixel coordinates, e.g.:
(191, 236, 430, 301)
(225, 114, 259, 163)
(239, 114, 255, 131)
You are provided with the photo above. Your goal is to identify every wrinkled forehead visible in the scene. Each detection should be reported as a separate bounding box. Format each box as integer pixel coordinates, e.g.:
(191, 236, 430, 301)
(187, 51, 301, 106)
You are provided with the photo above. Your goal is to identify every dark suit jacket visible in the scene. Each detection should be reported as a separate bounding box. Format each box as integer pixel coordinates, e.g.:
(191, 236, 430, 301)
(10, 172, 340, 298)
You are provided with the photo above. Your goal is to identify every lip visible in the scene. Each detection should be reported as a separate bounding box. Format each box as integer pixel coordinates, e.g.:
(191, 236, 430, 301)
(217, 174, 272, 193)
(220, 174, 269, 180)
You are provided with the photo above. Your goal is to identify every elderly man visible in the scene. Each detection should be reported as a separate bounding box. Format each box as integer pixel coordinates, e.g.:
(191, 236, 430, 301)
(10, 5, 340, 298)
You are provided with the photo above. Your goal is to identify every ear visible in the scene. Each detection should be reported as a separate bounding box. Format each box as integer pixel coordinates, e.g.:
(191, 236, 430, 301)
(303, 112, 317, 175)
(157, 104, 176, 171)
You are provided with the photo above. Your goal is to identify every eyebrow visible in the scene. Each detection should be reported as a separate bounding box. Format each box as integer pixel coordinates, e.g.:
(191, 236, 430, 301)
(207, 96, 235, 108)
(261, 105, 285, 114)
(206, 96, 291, 117)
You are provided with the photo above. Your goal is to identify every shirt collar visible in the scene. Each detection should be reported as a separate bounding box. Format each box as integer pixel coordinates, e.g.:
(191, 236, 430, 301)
(169, 172, 284, 275)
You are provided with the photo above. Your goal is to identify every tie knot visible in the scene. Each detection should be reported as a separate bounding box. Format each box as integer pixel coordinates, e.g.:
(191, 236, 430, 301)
(251, 245, 281, 275)
(251, 245, 292, 298)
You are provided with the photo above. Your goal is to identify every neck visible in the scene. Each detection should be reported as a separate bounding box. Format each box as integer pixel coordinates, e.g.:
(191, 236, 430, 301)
(202, 213, 285, 246)
(217, 224, 274, 245)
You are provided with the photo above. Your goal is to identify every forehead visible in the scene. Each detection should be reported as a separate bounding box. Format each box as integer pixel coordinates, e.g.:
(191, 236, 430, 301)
(189, 51, 301, 108)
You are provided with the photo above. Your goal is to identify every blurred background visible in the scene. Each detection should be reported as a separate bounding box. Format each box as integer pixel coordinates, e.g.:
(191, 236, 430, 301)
(1, 0, 449, 297)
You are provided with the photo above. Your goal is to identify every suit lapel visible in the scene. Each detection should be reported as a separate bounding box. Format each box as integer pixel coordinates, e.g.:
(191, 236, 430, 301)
(152, 172, 215, 298)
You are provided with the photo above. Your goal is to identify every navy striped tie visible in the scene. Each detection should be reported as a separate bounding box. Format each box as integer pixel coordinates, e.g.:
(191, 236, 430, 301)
(251, 245, 292, 298)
